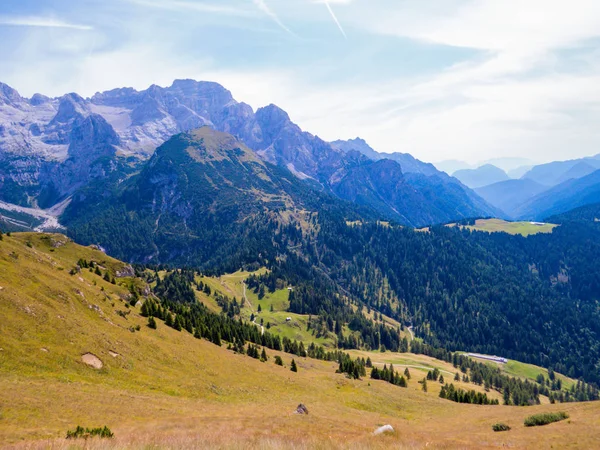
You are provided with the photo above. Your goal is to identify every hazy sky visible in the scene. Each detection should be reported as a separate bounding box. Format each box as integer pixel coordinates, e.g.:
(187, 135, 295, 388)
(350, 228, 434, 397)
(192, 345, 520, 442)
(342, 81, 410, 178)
(2, 0, 600, 164)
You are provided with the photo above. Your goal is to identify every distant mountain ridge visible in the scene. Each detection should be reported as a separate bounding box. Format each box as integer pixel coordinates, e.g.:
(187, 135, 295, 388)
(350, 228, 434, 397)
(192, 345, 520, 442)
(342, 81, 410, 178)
(522, 155, 600, 187)
(453, 164, 510, 189)
(331, 137, 441, 176)
(449, 155, 600, 218)
(475, 179, 547, 218)
(515, 169, 600, 220)
(0, 79, 499, 227)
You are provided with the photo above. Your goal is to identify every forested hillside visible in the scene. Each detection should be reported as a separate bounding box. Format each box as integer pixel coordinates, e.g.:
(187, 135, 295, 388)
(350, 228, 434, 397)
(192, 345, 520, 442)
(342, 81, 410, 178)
(61, 127, 374, 270)
(58, 128, 600, 386)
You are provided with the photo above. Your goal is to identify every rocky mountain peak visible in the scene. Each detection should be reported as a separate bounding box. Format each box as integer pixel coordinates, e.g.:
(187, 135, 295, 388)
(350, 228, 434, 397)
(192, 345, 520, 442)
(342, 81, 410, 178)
(91, 87, 140, 108)
(0, 82, 23, 106)
(256, 104, 291, 127)
(69, 114, 120, 152)
(52, 93, 89, 124)
(30, 93, 51, 106)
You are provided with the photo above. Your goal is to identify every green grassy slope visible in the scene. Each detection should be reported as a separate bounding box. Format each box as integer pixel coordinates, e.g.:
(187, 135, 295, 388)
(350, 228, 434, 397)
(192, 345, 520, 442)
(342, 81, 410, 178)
(465, 218, 558, 236)
(1, 233, 598, 449)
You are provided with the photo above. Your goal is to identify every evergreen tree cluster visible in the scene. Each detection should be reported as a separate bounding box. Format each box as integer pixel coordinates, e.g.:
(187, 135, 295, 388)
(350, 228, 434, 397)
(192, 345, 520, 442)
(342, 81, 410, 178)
(246, 344, 264, 361)
(370, 363, 407, 387)
(145, 280, 358, 371)
(75, 258, 116, 284)
(411, 341, 541, 405)
(337, 354, 367, 379)
(154, 270, 196, 304)
(439, 383, 499, 405)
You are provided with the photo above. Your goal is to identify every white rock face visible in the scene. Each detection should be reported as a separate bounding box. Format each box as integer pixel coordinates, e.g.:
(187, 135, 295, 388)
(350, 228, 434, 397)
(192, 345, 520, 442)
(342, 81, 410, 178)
(0, 78, 346, 208)
(0, 80, 241, 160)
(0, 80, 259, 207)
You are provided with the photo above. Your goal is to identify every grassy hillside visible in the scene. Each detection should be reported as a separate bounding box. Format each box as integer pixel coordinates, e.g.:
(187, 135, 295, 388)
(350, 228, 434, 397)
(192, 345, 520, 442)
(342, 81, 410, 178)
(1, 233, 600, 449)
(464, 218, 558, 236)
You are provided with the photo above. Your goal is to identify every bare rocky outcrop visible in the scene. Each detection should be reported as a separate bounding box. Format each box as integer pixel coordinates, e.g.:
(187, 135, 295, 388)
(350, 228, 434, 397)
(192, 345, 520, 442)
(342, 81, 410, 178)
(81, 353, 103, 369)
(116, 264, 135, 278)
(294, 404, 309, 415)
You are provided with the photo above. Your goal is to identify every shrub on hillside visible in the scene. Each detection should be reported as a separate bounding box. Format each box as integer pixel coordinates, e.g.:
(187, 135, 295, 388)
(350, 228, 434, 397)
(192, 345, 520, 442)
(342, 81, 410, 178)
(66, 425, 114, 439)
(524, 412, 569, 427)
(492, 423, 511, 432)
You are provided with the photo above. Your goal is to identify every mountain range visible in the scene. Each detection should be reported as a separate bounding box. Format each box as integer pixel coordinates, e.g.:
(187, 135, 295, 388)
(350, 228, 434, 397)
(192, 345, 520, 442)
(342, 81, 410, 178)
(430, 154, 600, 220)
(0, 79, 498, 227)
(2, 77, 599, 226)
(453, 164, 510, 189)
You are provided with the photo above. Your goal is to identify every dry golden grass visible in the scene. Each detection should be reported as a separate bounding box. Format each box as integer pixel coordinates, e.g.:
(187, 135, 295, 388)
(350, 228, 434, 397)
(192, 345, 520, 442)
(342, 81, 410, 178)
(1, 233, 600, 449)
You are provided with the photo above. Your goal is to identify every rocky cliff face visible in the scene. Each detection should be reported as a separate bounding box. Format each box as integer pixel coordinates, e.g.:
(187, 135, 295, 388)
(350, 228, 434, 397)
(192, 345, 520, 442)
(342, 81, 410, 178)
(0, 83, 126, 207)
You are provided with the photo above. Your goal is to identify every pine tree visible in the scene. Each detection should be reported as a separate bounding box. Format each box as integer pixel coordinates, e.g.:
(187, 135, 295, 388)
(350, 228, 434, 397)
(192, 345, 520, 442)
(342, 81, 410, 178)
(174, 315, 183, 331)
(291, 359, 298, 372)
(503, 387, 511, 405)
(454, 372, 460, 381)
(261, 348, 268, 362)
(404, 367, 411, 380)
(422, 378, 428, 392)
(148, 316, 157, 329)
(439, 375, 445, 384)
(211, 329, 221, 346)
(398, 376, 407, 387)
(257, 304, 262, 313)
(95, 266, 102, 276)
(103, 272, 110, 282)
(274, 356, 283, 366)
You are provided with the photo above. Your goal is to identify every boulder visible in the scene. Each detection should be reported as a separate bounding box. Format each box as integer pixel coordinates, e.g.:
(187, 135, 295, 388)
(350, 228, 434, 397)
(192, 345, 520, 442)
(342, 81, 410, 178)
(373, 425, 394, 436)
(294, 404, 309, 415)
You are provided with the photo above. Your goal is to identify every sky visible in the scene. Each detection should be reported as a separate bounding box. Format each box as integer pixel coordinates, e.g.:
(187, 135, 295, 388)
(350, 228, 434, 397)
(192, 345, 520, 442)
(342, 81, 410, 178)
(1, 0, 600, 165)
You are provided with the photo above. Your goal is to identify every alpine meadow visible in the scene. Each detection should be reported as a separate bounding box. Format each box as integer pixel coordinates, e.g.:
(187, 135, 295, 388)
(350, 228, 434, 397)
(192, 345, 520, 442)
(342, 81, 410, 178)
(2, 1, 600, 449)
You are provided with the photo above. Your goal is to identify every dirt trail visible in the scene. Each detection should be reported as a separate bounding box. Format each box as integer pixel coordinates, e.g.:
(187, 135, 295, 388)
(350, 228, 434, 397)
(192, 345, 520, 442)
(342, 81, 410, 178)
(242, 282, 264, 335)
(372, 362, 454, 375)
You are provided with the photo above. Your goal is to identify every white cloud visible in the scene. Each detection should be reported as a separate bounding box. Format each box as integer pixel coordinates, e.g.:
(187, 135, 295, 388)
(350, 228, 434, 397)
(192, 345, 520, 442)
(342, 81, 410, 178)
(323, 2, 347, 38)
(0, 16, 93, 30)
(127, 0, 257, 17)
(252, 0, 298, 36)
